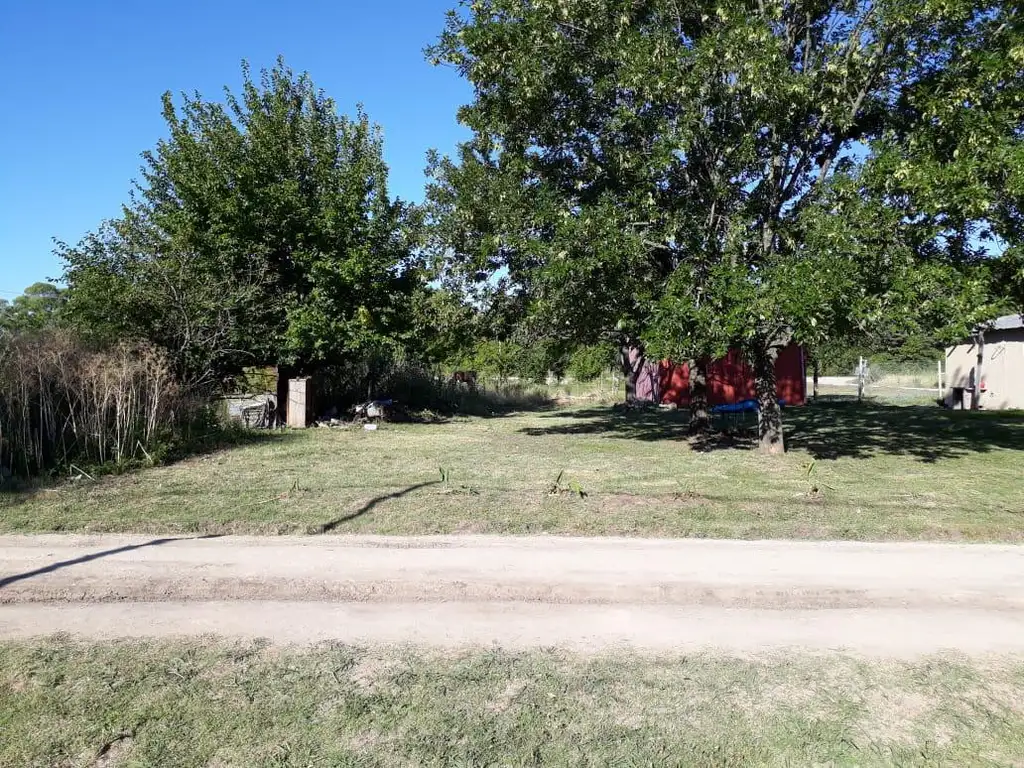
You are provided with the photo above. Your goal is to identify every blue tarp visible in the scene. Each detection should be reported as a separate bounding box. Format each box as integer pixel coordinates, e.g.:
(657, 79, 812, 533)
(711, 399, 787, 414)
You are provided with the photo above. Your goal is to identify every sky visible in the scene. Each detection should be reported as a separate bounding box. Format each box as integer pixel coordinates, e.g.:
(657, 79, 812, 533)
(0, 0, 472, 298)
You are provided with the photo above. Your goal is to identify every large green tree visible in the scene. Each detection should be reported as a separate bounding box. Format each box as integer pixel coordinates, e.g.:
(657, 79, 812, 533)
(0, 283, 65, 333)
(428, 0, 1012, 452)
(61, 60, 421, 388)
(869, 3, 1023, 311)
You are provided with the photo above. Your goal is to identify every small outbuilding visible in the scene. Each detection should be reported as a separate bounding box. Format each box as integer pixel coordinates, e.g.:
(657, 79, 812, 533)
(658, 344, 807, 408)
(945, 314, 1024, 410)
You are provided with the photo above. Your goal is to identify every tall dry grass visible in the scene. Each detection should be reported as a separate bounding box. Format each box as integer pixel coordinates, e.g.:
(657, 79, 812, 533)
(0, 331, 193, 477)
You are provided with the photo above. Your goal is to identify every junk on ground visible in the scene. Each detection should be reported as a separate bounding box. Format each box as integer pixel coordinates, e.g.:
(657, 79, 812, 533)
(222, 394, 277, 428)
(313, 399, 397, 428)
(353, 399, 393, 420)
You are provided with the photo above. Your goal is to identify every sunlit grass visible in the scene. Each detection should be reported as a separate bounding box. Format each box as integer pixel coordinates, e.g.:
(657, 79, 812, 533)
(2, 638, 1024, 768)
(2, 397, 1022, 541)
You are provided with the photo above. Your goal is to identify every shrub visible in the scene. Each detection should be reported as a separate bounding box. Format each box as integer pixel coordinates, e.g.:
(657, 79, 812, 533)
(313, 356, 551, 418)
(471, 340, 521, 381)
(518, 339, 571, 384)
(568, 344, 615, 382)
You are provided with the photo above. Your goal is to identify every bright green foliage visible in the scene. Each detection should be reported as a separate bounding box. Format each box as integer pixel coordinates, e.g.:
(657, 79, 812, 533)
(0, 283, 65, 333)
(428, 0, 1016, 449)
(470, 339, 521, 380)
(519, 337, 570, 382)
(462, 337, 570, 382)
(60, 60, 420, 387)
(868, 3, 1023, 311)
(568, 343, 616, 382)
(407, 287, 481, 366)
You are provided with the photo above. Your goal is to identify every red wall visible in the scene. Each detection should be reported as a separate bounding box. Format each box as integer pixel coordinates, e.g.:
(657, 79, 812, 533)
(658, 344, 806, 407)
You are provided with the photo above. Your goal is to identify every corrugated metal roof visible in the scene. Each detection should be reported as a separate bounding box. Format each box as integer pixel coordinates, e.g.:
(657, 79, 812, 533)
(988, 314, 1024, 331)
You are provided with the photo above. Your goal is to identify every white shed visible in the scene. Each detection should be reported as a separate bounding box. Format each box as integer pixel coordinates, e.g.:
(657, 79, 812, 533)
(945, 314, 1024, 410)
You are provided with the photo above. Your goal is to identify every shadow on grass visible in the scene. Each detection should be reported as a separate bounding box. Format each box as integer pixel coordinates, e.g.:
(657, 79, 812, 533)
(455, 393, 557, 419)
(0, 428, 303, 509)
(316, 481, 441, 533)
(787, 396, 1024, 462)
(519, 396, 1024, 462)
(0, 534, 223, 590)
(161, 425, 305, 466)
(519, 406, 695, 442)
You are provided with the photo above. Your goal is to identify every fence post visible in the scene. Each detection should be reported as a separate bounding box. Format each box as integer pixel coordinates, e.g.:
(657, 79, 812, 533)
(937, 360, 944, 401)
(857, 357, 865, 402)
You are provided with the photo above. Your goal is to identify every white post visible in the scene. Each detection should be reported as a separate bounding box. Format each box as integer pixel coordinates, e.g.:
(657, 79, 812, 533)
(937, 360, 944, 400)
(857, 357, 865, 402)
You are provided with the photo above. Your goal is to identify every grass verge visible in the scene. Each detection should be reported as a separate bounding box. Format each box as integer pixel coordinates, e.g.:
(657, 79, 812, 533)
(3, 397, 1023, 540)
(2, 638, 1023, 767)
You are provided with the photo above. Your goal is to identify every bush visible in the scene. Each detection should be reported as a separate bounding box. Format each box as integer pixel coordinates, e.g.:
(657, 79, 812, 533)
(463, 339, 571, 384)
(0, 331, 202, 477)
(568, 344, 615, 382)
(813, 341, 942, 377)
(471, 340, 520, 381)
(313, 355, 552, 418)
(519, 339, 571, 384)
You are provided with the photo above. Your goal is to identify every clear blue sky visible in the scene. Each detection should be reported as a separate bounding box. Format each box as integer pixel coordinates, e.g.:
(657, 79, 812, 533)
(0, 0, 471, 297)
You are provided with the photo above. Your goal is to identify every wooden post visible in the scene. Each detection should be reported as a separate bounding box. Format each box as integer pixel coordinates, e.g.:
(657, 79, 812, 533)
(973, 332, 984, 411)
(287, 377, 314, 428)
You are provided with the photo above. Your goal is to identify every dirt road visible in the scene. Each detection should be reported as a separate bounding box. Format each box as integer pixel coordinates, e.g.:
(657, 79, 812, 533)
(2, 534, 1023, 654)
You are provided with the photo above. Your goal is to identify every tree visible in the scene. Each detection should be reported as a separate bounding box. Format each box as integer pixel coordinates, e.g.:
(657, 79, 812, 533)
(61, 59, 421, 388)
(0, 283, 65, 333)
(406, 286, 480, 366)
(568, 342, 616, 382)
(429, 0, 1012, 452)
(868, 3, 1023, 312)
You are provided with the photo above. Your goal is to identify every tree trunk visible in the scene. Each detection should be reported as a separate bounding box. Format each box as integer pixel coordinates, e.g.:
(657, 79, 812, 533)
(275, 365, 295, 427)
(688, 358, 711, 433)
(973, 332, 984, 411)
(618, 337, 644, 404)
(752, 345, 785, 454)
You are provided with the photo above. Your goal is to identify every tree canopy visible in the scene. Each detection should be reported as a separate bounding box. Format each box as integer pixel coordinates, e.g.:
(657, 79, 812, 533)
(0, 283, 65, 334)
(60, 60, 421, 387)
(427, 0, 1020, 451)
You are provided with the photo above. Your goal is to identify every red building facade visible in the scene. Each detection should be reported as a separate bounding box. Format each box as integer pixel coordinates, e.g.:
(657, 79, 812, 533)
(658, 344, 807, 407)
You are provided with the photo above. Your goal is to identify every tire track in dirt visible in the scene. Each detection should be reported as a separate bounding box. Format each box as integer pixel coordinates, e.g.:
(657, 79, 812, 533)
(2, 534, 1023, 653)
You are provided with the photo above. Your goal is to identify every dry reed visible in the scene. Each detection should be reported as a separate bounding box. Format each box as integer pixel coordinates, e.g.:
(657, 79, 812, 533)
(0, 331, 191, 477)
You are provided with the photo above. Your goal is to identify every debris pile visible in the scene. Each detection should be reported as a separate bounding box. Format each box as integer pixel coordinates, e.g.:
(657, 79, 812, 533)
(314, 399, 400, 428)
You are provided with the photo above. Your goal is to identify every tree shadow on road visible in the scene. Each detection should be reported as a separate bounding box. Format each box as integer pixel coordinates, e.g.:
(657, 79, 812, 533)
(316, 481, 441, 533)
(0, 534, 223, 590)
(518, 397, 1024, 462)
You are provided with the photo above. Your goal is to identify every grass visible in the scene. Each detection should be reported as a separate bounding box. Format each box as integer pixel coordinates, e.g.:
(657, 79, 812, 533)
(1, 638, 1023, 767)
(3, 395, 1024, 541)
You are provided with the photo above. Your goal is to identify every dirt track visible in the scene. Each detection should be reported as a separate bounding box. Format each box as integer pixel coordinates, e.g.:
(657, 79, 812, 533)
(2, 534, 1023, 654)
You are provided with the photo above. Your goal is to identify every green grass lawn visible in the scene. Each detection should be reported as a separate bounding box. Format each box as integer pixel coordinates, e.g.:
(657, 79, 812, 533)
(3, 396, 1023, 540)
(2, 638, 1023, 768)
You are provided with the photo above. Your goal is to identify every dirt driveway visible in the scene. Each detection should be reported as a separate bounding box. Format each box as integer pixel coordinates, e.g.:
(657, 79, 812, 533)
(2, 534, 1023, 654)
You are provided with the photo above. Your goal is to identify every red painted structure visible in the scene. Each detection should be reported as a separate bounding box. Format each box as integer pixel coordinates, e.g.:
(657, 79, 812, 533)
(658, 344, 807, 407)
